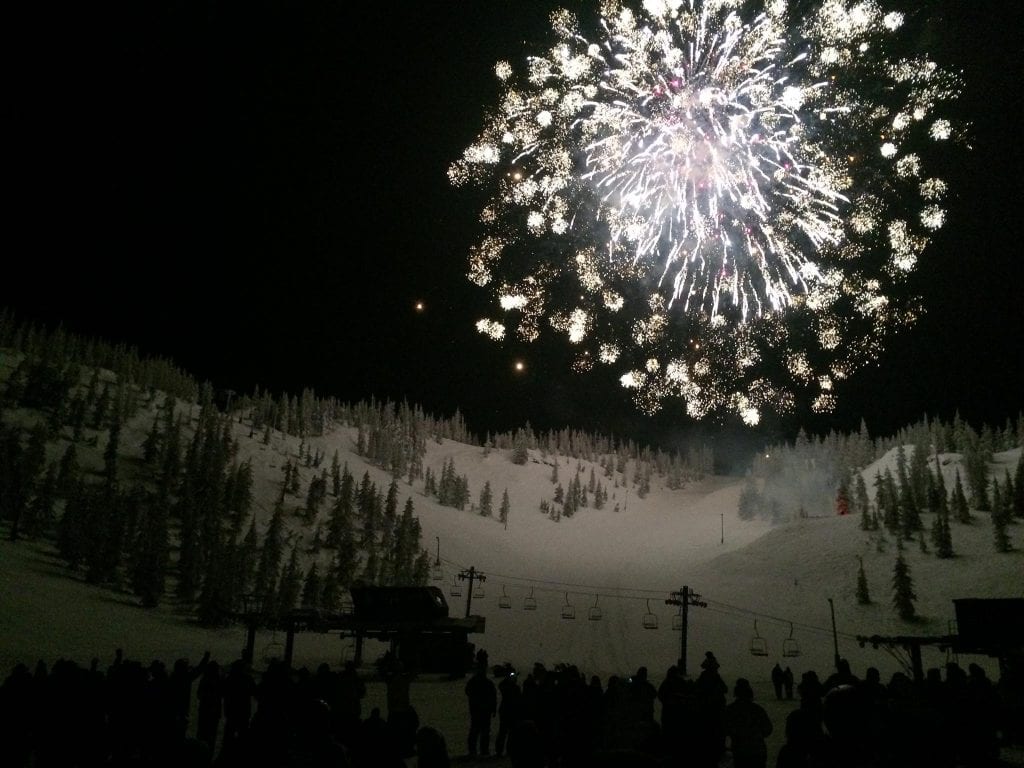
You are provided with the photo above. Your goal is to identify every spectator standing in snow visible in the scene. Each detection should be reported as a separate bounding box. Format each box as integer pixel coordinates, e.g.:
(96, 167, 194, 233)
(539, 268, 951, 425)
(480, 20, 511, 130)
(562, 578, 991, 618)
(782, 666, 795, 700)
(195, 660, 222, 753)
(724, 677, 773, 768)
(465, 663, 497, 757)
(696, 651, 728, 764)
(495, 666, 523, 757)
(772, 663, 785, 700)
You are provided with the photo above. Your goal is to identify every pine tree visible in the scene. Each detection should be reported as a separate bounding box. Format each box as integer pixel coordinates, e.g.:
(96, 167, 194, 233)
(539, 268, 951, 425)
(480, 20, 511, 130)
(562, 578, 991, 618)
(159, 415, 183, 495)
(392, 498, 418, 584)
(320, 558, 342, 611)
(254, 506, 286, 619)
(738, 478, 760, 521)
(359, 480, 380, 550)
(1002, 468, 1016, 519)
(329, 464, 355, 548)
(276, 546, 303, 618)
(301, 562, 321, 608)
(91, 383, 110, 429)
(103, 416, 121, 494)
(835, 474, 851, 516)
(234, 516, 260, 599)
(197, 531, 231, 626)
(334, 527, 360, 589)
(303, 474, 326, 523)
(511, 429, 529, 465)
(991, 482, 1013, 553)
(899, 472, 921, 534)
(1013, 451, 1024, 519)
(331, 450, 342, 496)
(855, 556, 871, 605)
(384, 479, 399, 526)
(412, 550, 431, 584)
(931, 455, 949, 517)
(933, 508, 954, 559)
(57, 480, 89, 569)
(479, 481, 494, 517)
(68, 394, 87, 441)
(964, 447, 990, 511)
(499, 489, 510, 530)
(891, 545, 917, 621)
(855, 474, 872, 530)
(131, 495, 169, 608)
(951, 469, 972, 523)
(879, 469, 901, 533)
(3, 425, 40, 542)
(226, 460, 254, 527)
(85, 488, 125, 585)
(23, 462, 58, 538)
(142, 416, 162, 464)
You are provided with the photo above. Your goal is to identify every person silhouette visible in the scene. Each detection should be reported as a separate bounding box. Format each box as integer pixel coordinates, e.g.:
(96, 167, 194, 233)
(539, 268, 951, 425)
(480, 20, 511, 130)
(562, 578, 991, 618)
(465, 663, 497, 756)
(772, 663, 785, 700)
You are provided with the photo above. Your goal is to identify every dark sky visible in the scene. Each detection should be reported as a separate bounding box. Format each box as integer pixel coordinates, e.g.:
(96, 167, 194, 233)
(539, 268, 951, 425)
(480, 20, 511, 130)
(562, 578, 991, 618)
(2, 1, 1021, 455)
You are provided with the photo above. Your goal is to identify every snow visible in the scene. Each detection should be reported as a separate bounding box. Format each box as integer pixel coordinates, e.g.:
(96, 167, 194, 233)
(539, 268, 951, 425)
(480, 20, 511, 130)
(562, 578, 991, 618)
(1, 396, 1022, 763)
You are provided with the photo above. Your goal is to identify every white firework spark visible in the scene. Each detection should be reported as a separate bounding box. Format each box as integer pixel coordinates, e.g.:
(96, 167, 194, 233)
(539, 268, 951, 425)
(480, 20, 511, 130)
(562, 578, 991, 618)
(451, 0, 962, 421)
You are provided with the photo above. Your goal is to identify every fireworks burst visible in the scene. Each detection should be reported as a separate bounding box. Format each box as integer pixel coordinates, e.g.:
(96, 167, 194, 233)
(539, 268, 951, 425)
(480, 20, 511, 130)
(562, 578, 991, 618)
(450, 0, 962, 424)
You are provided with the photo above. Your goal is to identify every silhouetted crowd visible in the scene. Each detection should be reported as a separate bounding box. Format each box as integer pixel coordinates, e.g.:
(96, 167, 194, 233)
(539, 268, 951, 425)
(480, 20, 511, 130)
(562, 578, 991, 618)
(486, 652, 1022, 768)
(2, 647, 1022, 768)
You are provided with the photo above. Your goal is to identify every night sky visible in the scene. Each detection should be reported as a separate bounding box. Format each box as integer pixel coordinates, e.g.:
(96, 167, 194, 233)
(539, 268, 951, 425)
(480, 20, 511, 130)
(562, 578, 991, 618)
(2, 1, 1021, 454)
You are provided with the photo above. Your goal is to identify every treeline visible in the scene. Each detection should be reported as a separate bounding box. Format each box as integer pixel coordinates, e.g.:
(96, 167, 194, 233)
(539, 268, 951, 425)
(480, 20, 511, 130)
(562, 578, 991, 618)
(342, 397, 714, 527)
(1, 309, 718, 631)
(742, 414, 1024, 524)
(0, 381, 435, 626)
(0, 308, 198, 403)
(737, 414, 1023, 623)
(494, 422, 713, 487)
(0, 332, 437, 628)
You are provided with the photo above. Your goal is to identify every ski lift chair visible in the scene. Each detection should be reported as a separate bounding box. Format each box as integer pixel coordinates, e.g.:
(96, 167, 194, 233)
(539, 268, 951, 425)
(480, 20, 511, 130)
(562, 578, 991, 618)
(642, 599, 659, 629)
(339, 595, 355, 615)
(588, 595, 603, 621)
(431, 560, 444, 581)
(561, 593, 576, 620)
(473, 583, 486, 599)
(782, 622, 802, 658)
(523, 587, 537, 611)
(499, 585, 512, 610)
(262, 635, 285, 664)
(449, 577, 463, 598)
(750, 621, 769, 656)
(672, 609, 684, 631)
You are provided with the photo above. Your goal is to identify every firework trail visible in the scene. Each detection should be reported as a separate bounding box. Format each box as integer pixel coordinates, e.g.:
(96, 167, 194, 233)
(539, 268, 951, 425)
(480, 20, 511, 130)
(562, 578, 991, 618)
(451, 0, 962, 424)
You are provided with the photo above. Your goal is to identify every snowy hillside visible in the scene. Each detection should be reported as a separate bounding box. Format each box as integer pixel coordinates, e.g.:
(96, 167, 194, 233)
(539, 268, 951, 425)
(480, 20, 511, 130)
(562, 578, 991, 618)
(2, 388, 1021, 686)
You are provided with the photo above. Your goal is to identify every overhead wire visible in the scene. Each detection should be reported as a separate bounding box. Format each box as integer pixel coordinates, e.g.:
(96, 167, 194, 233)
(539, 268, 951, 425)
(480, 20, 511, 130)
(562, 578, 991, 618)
(435, 556, 852, 640)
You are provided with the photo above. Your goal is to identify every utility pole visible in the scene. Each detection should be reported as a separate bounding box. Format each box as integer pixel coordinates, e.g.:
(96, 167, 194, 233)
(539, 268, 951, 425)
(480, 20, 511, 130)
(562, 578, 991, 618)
(457, 566, 486, 618)
(828, 597, 840, 670)
(666, 586, 707, 678)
